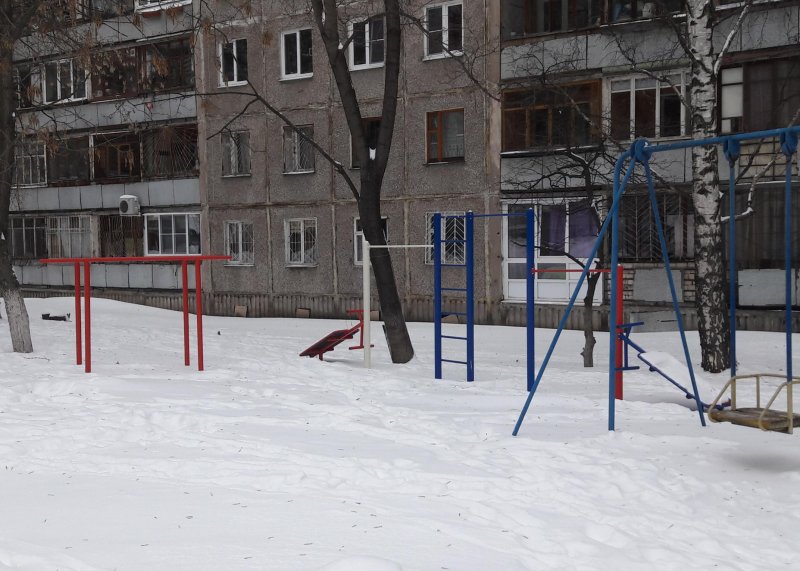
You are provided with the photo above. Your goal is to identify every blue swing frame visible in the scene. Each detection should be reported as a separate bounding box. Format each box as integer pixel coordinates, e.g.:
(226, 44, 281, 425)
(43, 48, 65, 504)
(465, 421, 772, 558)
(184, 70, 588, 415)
(513, 126, 800, 436)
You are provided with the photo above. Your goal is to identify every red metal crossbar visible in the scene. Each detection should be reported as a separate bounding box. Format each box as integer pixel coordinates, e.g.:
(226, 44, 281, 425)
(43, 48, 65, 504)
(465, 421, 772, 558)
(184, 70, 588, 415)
(40, 255, 229, 373)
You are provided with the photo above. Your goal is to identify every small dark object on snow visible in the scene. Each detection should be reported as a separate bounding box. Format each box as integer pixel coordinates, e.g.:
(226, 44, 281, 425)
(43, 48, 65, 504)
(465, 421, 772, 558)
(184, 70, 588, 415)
(42, 313, 70, 322)
(217, 331, 221, 335)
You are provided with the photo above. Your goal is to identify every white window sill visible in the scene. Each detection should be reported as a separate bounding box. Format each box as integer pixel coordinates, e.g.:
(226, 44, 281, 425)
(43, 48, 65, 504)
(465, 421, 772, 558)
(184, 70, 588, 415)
(43, 98, 87, 106)
(423, 51, 463, 61)
(136, 0, 191, 13)
(222, 173, 251, 178)
(350, 62, 385, 72)
(425, 159, 465, 166)
(145, 253, 203, 257)
(15, 183, 48, 189)
(280, 73, 314, 82)
(283, 170, 315, 175)
(286, 263, 318, 268)
(224, 262, 255, 267)
(219, 80, 249, 88)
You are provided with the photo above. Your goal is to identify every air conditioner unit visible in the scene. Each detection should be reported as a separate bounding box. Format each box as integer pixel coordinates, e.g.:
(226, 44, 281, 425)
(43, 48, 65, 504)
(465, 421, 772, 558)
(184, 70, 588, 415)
(119, 195, 141, 216)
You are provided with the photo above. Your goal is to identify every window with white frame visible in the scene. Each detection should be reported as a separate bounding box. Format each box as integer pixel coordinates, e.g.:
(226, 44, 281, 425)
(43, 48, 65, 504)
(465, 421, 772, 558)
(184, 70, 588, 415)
(222, 131, 251, 176)
(720, 67, 743, 134)
(354, 217, 388, 264)
(720, 58, 800, 133)
(43, 59, 87, 104)
(220, 39, 248, 86)
(426, 109, 465, 162)
(224, 221, 254, 265)
(14, 140, 47, 187)
(350, 16, 385, 69)
(285, 218, 318, 266)
(283, 125, 315, 173)
(281, 29, 313, 79)
(425, 211, 465, 264)
(145, 213, 201, 255)
(610, 73, 686, 141)
(425, 2, 463, 58)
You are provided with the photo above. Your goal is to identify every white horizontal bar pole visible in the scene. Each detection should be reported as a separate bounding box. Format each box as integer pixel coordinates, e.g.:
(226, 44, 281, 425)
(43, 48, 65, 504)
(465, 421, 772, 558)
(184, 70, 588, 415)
(368, 244, 433, 249)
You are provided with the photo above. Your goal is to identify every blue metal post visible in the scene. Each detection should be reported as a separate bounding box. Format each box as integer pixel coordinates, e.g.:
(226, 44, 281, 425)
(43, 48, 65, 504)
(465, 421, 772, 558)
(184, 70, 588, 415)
(433, 213, 442, 380)
(513, 150, 637, 436)
(642, 159, 706, 426)
(724, 140, 740, 378)
(526, 208, 536, 391)
(781, 132, 797, 383)
(466, 212, 475, 382)
(608, 184, 621, 431)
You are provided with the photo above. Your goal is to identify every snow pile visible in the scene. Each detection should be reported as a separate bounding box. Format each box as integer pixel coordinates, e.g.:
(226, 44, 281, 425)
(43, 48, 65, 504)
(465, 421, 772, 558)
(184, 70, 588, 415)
(0, 298, 798, 570)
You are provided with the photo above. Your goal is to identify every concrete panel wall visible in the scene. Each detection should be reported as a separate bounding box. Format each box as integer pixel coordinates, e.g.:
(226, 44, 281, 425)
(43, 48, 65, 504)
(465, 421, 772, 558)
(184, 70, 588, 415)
(11, 179, 200, 213)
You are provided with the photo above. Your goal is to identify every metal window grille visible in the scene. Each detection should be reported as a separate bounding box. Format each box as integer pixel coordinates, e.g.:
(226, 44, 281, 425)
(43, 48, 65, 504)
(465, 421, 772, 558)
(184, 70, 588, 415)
(46, 216, 91, 258)
(286, 218, 317, 265)
(225, 221, 254, 265)
(283, 126, 315, 173)
(618, 192, 694, 262)
(142, 125, 198, 179)
(222, 131, 251, 176)
(14, 141, 47, 187)
(99, 215, 144, 257)
(425, 211, 465, 264)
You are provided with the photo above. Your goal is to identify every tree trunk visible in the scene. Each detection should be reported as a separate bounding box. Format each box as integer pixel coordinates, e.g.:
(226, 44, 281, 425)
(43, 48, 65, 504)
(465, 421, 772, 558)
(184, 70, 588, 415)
(688, 0, 730, 373)
(359, 178, 414, 364)
(0, 29, 34, 353)
(581, 272, 601, 367)
(0, 246, 33, 353)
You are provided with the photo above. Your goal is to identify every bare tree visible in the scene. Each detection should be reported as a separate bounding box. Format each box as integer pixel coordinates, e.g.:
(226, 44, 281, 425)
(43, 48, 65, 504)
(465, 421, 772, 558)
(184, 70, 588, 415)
(0, 0, 47, 353)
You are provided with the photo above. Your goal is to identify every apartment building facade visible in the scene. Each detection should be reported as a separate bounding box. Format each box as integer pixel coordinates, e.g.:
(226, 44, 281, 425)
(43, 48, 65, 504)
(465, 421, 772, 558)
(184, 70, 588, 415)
(8, 0, 798, 327)
(499, 0, 800, 313)
(11, 0, 202, 290)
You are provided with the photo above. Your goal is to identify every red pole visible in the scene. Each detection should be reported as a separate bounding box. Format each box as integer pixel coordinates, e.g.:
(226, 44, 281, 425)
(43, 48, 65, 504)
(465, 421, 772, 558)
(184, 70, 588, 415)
(195, 260, 204, 372)
(74, 262, 82, 366)
(84, 261, 91, 374)
(615, 265, 624, 400)
(182, 261, 190, 366)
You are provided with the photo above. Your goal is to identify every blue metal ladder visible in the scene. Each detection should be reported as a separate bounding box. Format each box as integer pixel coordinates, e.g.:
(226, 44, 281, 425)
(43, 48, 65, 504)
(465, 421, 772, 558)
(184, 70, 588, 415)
(433, 212, 474, 382)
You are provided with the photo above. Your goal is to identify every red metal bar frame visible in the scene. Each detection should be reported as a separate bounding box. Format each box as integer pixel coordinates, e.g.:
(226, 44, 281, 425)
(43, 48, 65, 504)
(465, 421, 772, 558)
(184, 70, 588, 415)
(195, 260, 204, 372)
(40, 255, 228, 373)
(615, 266, 624, 400)
(182, 261, 190, 367)
(74, 262, 82, 366)
(84, 261, 91, 373)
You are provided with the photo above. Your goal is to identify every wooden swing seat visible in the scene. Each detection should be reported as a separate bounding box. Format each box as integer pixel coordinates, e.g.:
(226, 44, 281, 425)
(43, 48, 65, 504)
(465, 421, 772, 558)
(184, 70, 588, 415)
(709, 407, 800, 433)
(708, 373, 800, 434)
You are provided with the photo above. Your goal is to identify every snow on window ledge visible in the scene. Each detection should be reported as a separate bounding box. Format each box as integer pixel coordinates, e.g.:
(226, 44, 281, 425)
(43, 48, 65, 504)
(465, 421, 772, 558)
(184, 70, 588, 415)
(136, 0, 192, 14)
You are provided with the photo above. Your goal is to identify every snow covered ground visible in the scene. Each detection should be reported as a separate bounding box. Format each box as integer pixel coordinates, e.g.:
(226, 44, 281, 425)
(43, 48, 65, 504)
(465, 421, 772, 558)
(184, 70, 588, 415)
(1, 297, 799, 570)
